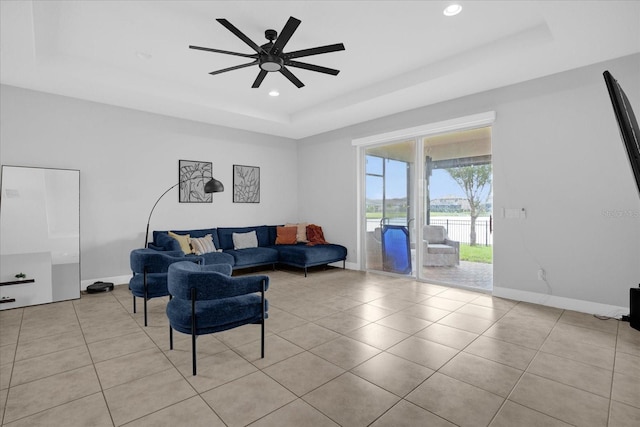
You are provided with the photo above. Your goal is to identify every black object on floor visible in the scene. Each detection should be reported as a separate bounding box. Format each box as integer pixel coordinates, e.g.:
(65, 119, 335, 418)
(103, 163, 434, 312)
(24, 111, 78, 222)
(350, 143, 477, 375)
(630, 285, 640, 331)
(86, 281, 114, 293)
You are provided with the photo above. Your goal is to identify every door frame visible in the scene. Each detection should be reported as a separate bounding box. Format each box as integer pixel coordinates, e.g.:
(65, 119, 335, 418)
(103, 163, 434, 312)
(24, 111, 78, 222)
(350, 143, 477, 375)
(353, 111, 496, 274)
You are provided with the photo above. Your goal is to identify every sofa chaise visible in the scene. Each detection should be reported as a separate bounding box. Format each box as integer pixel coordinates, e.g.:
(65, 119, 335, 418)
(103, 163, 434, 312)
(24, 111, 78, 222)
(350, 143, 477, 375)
(148, 225, 347, 277)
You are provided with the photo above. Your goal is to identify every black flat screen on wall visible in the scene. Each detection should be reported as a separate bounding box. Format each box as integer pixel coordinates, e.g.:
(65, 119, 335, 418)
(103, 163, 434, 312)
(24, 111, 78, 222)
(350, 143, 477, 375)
(603, 70, 640, 198)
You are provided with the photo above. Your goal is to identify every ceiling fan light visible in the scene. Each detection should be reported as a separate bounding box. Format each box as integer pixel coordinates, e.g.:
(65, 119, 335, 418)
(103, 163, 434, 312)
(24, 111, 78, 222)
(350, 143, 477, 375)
(269, 90, 280, 97)
(260, 54, 284, 72)
(443, 4, 462, 16)
(260, 62, 282, 72)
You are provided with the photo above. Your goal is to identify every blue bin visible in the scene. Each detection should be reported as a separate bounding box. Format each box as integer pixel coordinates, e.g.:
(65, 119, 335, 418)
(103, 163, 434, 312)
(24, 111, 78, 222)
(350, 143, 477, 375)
(381, 225, 412, 275)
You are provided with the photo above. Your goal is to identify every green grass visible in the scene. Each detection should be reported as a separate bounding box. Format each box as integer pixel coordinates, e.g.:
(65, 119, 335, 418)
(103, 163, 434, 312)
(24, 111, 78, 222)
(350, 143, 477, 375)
(366, 212, 406, 219)
(460, 244, 493, 264)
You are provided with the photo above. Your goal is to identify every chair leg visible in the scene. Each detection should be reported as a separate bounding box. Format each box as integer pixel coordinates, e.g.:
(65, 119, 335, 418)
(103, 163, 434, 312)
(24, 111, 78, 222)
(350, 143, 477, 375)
(143, 295, 148, 327)
(261, 321, 265, 359)
(191, 287, 197, 376)
(304, 267, 308, 278)
(261, 280, 266, 359)
(143, 270, 148, 327)
(132, 295, 136, 313)
(192, 331, 197, 376)
(169, 326, 173, 350)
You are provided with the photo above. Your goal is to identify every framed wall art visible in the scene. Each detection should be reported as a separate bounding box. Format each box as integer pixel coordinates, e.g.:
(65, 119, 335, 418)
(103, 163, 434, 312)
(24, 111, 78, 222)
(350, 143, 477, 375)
(233, 165, 260, 203)
(179, 160, 213, 203)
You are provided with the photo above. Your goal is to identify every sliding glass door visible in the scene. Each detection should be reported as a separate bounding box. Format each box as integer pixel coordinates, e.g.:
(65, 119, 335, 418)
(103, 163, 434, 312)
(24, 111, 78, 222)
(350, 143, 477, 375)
(360, 125, 493, 291)
(419, 127, 493, 290)
(364, 140, 416, 276)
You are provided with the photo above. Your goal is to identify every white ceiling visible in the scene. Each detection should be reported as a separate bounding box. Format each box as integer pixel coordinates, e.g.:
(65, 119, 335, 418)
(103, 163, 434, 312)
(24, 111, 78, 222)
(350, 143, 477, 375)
(1, 1, 639, 139)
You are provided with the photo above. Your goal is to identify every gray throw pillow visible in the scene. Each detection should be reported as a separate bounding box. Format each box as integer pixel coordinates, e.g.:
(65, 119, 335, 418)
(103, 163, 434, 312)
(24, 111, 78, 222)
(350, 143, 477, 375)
(232, 231, 258, 250)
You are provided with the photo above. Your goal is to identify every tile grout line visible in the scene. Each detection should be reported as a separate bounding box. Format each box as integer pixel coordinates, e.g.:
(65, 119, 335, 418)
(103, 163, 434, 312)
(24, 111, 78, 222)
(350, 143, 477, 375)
(2, 271, 633, 427)
(73, 294, 118, 427)
(0, 307, 24, 426)
(606, 320, 621, 426)
(482, 306, 616, 427)
(482, 302, 561, 426)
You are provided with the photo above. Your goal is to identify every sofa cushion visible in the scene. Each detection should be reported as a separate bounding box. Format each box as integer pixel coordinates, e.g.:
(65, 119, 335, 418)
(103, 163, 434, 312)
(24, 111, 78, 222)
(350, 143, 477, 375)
(168, 231, 192, 254)
(190, 234, 216, 255)
(233, 231, 258, 249)
(286, 222, 308, 242)
(197, 251, 235, 266)
(154, 229, 220, 250)
(276, 243, 347, 268)
(130, 272, 170, 299)
(218, 226, 271, 250)
(226, 247, 278, 268)
(427, 243, 457, 254)
(276, 226, 297, 244)
(154, 232, 182, 251)
(167, 295, 268, 335)
(424, 226, 446, 244)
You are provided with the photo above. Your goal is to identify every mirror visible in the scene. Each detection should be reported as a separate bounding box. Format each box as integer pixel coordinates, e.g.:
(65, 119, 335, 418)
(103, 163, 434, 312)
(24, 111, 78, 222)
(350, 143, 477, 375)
(0, 166, 80, 309)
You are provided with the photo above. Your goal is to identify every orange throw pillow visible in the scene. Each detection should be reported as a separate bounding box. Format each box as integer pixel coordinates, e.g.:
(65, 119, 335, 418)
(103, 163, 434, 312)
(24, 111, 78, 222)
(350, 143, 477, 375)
(276, 226, 298, 244)
(306, 224, 329, 246)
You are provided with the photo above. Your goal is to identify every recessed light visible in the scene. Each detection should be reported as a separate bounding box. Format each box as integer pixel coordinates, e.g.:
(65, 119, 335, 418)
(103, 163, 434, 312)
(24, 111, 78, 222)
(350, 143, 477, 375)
(268, 90, 280, 97)
(443, 4, 462, 16)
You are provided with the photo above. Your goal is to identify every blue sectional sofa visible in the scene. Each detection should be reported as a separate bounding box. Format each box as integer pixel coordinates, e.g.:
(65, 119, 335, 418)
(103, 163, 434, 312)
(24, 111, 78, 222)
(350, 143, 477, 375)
(148, 225, 347, 277)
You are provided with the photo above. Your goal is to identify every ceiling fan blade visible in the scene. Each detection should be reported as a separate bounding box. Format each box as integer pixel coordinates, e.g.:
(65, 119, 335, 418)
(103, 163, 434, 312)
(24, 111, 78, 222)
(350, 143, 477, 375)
(216, 18, 265, 54)
(270, 16, 301, 56)
(285, 60, 340, 75)
(189, 45, 258, 59)
(285, 43, 345, 59)
(252, 70, 268, 88)
(280, 66, 304, 88)
(209, 60, 258, 76)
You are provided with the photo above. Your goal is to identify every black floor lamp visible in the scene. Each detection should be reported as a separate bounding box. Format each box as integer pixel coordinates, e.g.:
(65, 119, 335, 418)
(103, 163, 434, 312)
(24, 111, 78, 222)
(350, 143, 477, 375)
(144, 177, 224, 247)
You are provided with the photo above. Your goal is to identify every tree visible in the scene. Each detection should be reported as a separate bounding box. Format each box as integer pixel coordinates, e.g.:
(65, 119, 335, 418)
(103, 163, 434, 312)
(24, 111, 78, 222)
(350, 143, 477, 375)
(446, 165, 492, 246)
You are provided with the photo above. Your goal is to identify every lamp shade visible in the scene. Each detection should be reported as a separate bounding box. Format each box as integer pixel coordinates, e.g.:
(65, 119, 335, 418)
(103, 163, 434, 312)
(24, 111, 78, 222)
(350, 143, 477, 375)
(204, 177, 224, 193)
(144, 176, 224, 247)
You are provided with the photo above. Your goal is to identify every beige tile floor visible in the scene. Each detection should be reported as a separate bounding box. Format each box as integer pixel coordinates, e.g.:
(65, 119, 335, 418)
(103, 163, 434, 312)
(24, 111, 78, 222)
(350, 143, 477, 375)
(1, 268, 639, 426)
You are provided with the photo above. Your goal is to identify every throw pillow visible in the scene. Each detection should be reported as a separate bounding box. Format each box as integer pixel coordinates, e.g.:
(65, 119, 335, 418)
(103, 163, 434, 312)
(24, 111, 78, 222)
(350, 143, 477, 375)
(168, 231, 192, 254)
(190, 234, 216, 255)
(232, 230, 258, 250)
(276, 226, 298, 244)
(286, 222, 308, 242)
(306, 224, 328, 246)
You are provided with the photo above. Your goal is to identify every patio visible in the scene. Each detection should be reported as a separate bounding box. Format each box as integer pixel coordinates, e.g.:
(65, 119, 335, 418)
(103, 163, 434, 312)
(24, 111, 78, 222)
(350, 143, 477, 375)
(366, 231, 493, 292)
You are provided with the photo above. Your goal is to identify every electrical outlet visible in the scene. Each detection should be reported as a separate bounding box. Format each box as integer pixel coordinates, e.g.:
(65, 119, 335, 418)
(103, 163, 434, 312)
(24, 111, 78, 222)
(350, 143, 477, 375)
(537, 268, 546, 281)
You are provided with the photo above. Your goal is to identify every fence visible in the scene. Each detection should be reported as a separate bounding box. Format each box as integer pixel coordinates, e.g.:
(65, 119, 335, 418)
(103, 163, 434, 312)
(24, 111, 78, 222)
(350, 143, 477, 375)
(365, 216, 493, 246)
(430, 217, 492, 246)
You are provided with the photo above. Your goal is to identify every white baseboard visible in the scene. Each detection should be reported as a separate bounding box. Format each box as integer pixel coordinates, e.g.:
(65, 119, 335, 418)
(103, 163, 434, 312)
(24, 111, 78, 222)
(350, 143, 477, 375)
(328, 261, 359, 270)
(84, 262, 358, 290)
(81, 264, 359, 290)
(493, 286, 629, 319)
(81, 275, 130, 291)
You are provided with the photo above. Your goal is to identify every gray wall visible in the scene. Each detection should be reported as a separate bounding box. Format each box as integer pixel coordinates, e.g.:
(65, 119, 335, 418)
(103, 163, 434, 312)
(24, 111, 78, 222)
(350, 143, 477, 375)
(0, 87, 299, 282)
(298, 53, 640, 312)
(2, 53, 638, 312)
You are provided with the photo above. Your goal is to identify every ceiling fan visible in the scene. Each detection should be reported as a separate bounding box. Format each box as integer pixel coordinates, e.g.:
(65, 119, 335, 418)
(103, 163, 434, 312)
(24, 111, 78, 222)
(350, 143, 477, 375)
(189, 16, 345, 88)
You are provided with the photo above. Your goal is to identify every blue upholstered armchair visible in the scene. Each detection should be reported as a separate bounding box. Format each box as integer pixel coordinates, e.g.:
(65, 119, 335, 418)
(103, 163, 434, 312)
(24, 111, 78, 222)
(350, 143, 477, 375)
(129, 249, 203, 326)
(167, 261, 269, 376)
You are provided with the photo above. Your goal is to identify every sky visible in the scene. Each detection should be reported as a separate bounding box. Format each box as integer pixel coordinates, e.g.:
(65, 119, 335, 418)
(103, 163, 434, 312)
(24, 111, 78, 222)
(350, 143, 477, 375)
(366, 158, 469, 200)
